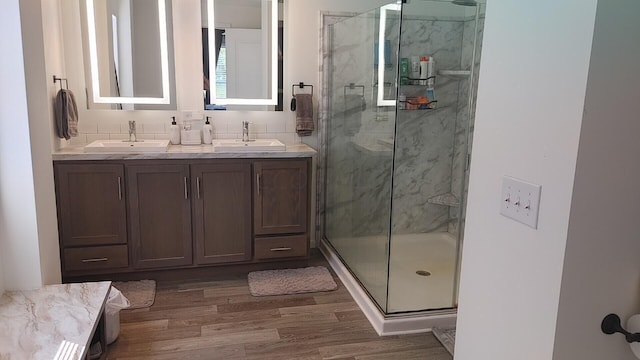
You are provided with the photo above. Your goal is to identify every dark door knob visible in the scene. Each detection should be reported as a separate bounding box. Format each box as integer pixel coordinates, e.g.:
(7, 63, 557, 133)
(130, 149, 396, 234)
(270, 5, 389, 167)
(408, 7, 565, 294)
(602, 313, 640, 343)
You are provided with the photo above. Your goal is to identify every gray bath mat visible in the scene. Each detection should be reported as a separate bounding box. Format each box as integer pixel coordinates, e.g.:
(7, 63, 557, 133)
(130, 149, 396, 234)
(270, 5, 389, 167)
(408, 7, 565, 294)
(432, 326, 456, 356)
(113, 280, 156, 309)
(248, 266, 338, 296)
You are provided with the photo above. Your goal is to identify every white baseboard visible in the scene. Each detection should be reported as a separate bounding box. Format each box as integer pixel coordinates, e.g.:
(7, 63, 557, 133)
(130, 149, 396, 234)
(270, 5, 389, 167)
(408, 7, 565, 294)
(318, 238, 457, 336)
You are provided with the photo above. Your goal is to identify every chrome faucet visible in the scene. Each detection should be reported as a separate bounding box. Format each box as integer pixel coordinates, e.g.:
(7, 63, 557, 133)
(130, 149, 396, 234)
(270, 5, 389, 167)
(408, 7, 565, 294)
(242, 121, 250, 142)
(128, 121, 137, 142)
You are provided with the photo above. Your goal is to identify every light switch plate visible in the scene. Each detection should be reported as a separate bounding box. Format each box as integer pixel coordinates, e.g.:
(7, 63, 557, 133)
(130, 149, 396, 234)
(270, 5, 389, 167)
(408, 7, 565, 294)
(500, 176, 541, 229)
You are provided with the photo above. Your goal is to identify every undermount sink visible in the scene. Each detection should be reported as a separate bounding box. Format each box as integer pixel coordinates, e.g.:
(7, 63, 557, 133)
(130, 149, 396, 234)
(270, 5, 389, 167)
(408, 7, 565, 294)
(84, 139, 170, 153)
(212, 139, 286, 152)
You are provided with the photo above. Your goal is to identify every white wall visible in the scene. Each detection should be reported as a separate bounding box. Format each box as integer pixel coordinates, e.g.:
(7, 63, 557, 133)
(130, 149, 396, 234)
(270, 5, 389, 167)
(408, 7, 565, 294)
(552, 0, 640, 358)
(0, 0, 47, 291)
(0, 257, 4, 294)
(30, 0, 65, 287)
(454, 0, 598, 358)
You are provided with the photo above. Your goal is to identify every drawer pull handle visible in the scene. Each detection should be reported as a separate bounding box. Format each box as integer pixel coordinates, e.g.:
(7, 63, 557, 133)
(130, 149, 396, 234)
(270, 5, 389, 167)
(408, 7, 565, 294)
(270, 247, 292, 252)
(117, 176, 122, 200)
(81, 258, 108, 263)
(257, 173, 261, 197)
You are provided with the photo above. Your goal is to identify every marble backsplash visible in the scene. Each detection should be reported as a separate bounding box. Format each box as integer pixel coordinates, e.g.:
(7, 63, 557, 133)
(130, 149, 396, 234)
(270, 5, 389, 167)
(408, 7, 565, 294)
(68, 111, 304, 147)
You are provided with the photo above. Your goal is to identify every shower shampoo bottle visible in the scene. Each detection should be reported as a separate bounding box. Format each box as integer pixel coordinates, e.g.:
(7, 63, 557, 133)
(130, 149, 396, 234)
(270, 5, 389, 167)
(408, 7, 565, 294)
(419, 56, 429, 85)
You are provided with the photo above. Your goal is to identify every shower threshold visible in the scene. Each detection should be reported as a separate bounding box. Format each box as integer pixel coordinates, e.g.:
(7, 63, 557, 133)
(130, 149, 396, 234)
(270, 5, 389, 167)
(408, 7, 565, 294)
(318, 238, 457, 336)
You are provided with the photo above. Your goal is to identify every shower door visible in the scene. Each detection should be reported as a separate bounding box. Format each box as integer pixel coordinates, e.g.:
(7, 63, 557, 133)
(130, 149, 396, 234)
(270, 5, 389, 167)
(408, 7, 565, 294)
(324, 4, 401, 312)
(387, 0, 482, 313)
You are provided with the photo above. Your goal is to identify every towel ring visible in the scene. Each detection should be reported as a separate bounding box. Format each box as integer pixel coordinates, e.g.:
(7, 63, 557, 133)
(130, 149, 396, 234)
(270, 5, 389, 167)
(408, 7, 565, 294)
(291, 82, 314, 111)
(53, 75, 69, 91)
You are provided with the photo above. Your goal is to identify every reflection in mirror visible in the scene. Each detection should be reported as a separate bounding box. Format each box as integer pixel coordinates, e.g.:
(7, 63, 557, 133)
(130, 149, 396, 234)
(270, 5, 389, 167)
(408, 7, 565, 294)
(377, 3, 401, 107)
(202, 0, 283, 111)
(84, 0, 174, 109)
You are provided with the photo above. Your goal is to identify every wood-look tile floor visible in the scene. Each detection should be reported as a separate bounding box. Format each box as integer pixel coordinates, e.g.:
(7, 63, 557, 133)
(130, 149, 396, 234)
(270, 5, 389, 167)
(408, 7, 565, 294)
(106, 253, 453, 360)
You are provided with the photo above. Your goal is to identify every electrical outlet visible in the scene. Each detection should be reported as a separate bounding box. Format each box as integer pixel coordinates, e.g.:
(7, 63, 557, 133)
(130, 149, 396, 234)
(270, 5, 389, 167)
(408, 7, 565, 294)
(500, 176, 541, 229)
(182, 110, 204, 121)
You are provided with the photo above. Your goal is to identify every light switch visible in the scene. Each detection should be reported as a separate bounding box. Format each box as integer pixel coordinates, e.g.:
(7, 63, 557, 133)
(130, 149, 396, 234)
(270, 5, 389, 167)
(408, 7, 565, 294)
(500, 176, 541, 229)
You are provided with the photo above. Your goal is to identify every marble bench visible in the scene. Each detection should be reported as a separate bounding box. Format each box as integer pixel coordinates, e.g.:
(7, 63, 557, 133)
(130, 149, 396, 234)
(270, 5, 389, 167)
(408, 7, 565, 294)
(0, 281, 111, 360)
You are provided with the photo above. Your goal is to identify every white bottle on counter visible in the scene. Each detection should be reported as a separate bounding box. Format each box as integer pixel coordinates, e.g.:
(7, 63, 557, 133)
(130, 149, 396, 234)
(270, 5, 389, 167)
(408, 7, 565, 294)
(203, 116, 213, 144)
(169, 116, 180, 145)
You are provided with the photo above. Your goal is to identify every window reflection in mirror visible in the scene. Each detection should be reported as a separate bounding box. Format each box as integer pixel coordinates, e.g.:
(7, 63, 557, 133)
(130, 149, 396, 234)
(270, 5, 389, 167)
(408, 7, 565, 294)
(83, 0, 176, 110)
(202, 0, 283, 111)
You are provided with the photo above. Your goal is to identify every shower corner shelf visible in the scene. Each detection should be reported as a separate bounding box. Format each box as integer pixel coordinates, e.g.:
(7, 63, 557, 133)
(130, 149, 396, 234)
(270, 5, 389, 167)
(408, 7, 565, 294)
(427, 193, 460, 207)
(438, 70, 471, 80)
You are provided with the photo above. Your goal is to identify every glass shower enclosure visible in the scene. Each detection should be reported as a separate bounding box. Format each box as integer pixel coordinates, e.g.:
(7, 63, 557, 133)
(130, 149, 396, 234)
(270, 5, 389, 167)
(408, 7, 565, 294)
(323, 0, 484, 315)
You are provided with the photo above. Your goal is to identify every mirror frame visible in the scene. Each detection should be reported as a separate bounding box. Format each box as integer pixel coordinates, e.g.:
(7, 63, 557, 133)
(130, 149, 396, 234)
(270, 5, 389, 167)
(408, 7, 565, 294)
(206, 0, 278, 106)
(85, 0, 171, 104)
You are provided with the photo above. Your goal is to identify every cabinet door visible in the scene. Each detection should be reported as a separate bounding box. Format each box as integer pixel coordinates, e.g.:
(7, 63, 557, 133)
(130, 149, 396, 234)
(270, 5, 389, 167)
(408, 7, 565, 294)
(127, 164, 192, 269)
(254, 160, 309, 235)
(192, 162, 252, 264)
(55, 163, 127, 247)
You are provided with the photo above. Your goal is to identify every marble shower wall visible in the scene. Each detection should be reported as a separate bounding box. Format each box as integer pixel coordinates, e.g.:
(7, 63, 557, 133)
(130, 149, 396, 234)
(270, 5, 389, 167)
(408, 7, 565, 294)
(324, 7, 485, 238)
(391, 16, 465, 234)
(324, 10, 396, 240)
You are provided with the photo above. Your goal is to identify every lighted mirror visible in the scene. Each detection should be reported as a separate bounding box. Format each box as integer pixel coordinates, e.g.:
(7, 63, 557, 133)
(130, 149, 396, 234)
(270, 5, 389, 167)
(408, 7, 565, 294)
(377, 3, 401, 107)
(84, 0, 175, 108)
(202, 0, 283, 111)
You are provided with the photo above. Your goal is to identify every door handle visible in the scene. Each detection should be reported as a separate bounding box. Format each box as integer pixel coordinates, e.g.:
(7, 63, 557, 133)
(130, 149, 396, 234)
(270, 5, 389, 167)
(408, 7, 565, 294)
(197, 177, 201, 199)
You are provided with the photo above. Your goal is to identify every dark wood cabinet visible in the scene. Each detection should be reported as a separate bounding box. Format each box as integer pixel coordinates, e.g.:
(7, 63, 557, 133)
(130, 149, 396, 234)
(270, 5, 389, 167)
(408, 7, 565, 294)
(54, 163, 129, 276)
(127, 164, 193, 269)
(54, 157, 311, 279)
(254, 160, 309, 235)
(253, 159, 310, 260)
(55, 163, 127, 248)
(192, 162, 252, 264)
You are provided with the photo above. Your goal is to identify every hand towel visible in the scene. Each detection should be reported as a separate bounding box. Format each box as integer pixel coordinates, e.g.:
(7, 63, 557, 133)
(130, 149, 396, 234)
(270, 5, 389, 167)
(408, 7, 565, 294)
(295, 94, 314, 137)
(55, 89, 79, 140)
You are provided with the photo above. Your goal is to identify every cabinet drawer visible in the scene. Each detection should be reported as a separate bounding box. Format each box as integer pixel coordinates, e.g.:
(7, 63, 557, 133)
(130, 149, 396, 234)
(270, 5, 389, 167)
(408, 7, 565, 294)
(64, 245, 129, 272)
(254, 235, 308, 260)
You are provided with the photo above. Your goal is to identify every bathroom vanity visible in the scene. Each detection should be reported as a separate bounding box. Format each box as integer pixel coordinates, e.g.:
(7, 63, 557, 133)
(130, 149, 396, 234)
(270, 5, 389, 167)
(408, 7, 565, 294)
(52, 145, 314, 281)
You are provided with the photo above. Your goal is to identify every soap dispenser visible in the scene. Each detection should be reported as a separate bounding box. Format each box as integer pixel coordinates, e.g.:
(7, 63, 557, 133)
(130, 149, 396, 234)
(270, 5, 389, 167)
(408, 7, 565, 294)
(203, 116, 213, 144)
(169, 116, 180, 145)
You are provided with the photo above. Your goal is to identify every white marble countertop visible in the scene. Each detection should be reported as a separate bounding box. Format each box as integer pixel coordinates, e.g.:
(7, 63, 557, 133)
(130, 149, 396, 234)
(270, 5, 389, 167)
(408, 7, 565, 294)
(53, 143, 317, 161)
(0, 281, 111, 360)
